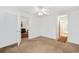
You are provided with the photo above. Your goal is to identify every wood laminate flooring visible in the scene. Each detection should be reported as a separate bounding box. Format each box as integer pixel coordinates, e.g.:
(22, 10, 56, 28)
(0, 36, 79, 53)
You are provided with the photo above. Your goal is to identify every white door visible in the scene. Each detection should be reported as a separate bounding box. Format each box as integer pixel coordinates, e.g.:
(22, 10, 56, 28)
(17, 15, 21, 47)
(0, 12, 18, 48)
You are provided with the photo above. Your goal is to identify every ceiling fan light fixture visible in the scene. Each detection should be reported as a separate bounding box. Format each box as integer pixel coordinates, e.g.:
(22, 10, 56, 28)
(38, 12, 43, 16)
(34, 6, 50, 16)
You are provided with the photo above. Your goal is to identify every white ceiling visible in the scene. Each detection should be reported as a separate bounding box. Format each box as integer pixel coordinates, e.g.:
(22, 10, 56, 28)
(17, 6, 79, 15)
(0, 6, 79, 15)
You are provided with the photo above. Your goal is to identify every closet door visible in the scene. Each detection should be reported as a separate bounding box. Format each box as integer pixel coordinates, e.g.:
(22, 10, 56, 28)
(0, 12, 18, 48)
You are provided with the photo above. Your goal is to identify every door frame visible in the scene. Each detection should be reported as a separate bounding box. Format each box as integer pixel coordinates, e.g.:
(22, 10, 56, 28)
(57, 15, 68, 40)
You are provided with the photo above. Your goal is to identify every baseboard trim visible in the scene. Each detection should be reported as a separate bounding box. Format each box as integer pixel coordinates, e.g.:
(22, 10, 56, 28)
(0, 41, 17, 48)
(41, 35, 57, 40)
(28, 35, 41, 39)
(28, 35, 57, 40)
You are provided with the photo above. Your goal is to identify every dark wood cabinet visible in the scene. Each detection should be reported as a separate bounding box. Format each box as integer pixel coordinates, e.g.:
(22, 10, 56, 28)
(21, 28, 28, 38)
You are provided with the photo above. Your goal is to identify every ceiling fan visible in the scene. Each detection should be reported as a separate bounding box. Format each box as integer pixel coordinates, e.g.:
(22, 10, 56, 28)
(34, 6, 50, 16)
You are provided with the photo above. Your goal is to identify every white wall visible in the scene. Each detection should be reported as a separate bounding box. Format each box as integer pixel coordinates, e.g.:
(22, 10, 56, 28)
(29, 16, 42, 39)
(22, 8, 79, 44)
(41, 15, 57, 39)
(0, 12, 18, 48)
(29, 10, 79, 45)
(1, 7, 79, 47)
(57, 11, 79, 45)
(0, 7, 22, 48)
(68, 11, 79, 44)
(29, 14, 57, 39)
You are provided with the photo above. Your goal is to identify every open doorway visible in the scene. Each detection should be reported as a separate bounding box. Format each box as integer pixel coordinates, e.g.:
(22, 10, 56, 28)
(57, 15, 68, 43)
(21, 16, 29, 43)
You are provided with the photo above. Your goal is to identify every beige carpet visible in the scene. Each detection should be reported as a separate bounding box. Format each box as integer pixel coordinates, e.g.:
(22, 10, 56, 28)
(0, 36, 79, 53)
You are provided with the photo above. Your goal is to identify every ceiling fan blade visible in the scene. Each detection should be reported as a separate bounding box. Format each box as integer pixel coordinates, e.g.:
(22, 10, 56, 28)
(41, 8, 50, 15)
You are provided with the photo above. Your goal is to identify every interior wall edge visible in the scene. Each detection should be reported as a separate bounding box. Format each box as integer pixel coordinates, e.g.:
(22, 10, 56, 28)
(0, 41, 17, 48)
